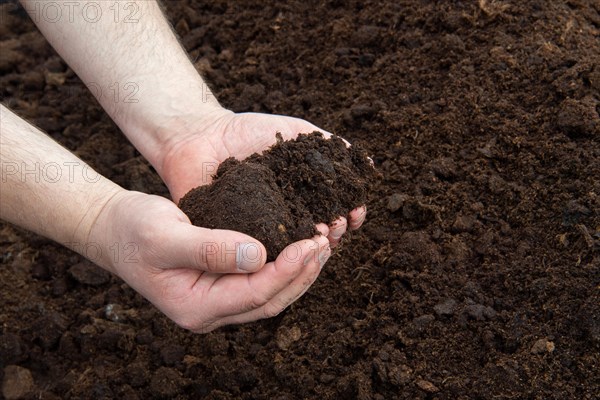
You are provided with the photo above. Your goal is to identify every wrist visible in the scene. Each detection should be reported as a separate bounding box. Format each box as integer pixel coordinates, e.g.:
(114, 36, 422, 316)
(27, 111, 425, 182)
(146, 107, 235, 187)
(80, 187, 133, 275)
(119, 96, 231, 170)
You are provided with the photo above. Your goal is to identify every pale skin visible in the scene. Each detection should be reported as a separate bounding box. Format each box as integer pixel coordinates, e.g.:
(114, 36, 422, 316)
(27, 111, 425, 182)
(0, 1, 367, 332)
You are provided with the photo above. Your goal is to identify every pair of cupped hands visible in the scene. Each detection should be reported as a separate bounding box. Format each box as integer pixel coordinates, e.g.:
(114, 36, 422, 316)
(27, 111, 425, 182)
(92, 109, 366, 333)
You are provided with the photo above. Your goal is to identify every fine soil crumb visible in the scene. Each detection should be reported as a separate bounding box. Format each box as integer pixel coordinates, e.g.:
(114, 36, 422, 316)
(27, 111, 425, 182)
(179, 132, 374, 260)
(2, 365, 34, 400)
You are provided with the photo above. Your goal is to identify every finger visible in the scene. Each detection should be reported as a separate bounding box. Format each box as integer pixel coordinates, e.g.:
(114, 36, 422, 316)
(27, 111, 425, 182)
(315, 222, 330, 236)
(269, 117, 349, 148)
(328, 216, 347, 248)
(216, 235, 331, 327)
(311, 129, 353, 148)
(204, 236, 316, 316)
(204, 236, 331, 326)
(156, 222, 267, 273)
(348, 205, 367, 230)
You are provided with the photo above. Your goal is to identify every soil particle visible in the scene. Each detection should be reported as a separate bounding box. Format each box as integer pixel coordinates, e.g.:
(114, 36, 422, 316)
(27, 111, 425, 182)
(429, 157, 458, 180)
(463, 304, 497, 321)
(0, 334, 27, 367)
(557, 96, 599, 138)
(577, 295, 600, 345)
(149, 367, 186, 398)
(413, 314, 435, 329)
(416, 379, 439, 393)
(180, 160, 309, 260)
(349, 102, 379, 120)
(275, 325, 302, 350)
(386, 193, 408, 213)
(30, 312, 68, 350)
(159, 343, 186, 366)
(51, 276, 68, 297)
(134, 328, 154, 345)
(434, 298, 458, 316)
(68, 261, 111, 286)
(398, 231, 442, 265)
(30, 261, 50, 280)
(444, 236, 472, 263)
(451, 213, 477, 233)
(531, 338, 556, 354)
(400, 199, 440, 225)
(2, 365, 34, 400)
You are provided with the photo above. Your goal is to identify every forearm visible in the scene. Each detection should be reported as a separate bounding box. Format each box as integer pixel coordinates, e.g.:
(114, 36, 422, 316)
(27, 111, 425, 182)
(0, 105, 123, 253)
(19, 0, 224, 171)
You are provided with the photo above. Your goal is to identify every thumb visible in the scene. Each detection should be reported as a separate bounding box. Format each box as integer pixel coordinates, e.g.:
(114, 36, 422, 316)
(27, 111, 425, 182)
(157, 222, 267, 273)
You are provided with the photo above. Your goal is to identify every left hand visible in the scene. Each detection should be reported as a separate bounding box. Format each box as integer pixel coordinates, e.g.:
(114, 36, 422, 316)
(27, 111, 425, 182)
(88, 189, 332, 333)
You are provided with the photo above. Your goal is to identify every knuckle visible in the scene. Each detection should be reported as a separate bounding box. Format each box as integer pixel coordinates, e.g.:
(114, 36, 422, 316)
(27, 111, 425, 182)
(191, 241, 211, 270)
(192, 241, 223, 272)
(262, 299, 289, 319)
(237, 296, 267, 314)
(177, 317, 218, 334)
(173, 316, 197, 332)
(245, 278, 276, 311)
(140, 225, 166, 247)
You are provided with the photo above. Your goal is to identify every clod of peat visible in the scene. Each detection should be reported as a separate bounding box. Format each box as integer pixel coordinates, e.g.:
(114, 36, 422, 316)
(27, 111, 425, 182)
(179, 132, 375, 261)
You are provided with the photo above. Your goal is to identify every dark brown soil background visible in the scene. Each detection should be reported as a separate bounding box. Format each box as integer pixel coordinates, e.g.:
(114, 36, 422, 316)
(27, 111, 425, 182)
(179, 132, 374, 261)
(1, 1, 599, 399)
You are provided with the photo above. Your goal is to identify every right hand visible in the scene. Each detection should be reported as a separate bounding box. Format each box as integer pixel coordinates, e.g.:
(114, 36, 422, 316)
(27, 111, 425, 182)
(156, 109, 368, 248)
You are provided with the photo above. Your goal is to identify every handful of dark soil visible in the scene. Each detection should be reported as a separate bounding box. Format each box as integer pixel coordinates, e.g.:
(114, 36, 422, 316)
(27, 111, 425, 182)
(178, 132, 374, 261)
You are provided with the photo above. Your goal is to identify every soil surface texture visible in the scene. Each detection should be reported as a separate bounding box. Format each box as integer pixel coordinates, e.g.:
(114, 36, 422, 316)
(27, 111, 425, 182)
(1, 1, 599, 400)
(179, 132, 373, 260)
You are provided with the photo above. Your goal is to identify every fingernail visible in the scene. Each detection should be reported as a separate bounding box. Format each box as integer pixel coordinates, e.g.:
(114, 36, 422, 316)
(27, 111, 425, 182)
(354, 207, 367, 224)
(303, 249, 317, 266)
(358, 205, 367, 217)
(236, 242, 262, 271)
(357, 214, 366, 225)
(329, 219, 346, 240)
(318, 245, 331, 268)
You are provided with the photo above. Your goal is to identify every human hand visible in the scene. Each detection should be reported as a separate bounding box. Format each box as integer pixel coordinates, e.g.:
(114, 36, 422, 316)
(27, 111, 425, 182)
(157, 110, 368, 248)
(89, 190, 331, 333)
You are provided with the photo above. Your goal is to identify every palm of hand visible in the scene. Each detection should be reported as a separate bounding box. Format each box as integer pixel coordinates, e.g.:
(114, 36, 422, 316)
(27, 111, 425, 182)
(162, 111, 326, 202)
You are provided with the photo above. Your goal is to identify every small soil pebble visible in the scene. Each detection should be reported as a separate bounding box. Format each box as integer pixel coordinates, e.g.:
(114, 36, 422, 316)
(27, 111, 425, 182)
(416, 379, 439, 393)
(68, 261, 111, 286)
(434, 298, 458, 316)
(387, 193, 408, 213)
(0, 334, 27, 366)
(2, 365, 34, 400)
(531, 338, 555, 354)
(149, 367, 185, 397)
(179, 132, 375, 261)
(275, 325, 302, 350)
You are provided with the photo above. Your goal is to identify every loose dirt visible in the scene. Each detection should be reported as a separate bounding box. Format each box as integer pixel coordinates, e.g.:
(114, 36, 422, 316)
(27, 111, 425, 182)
(0, 1, 598, 399)
(179, 132, 373, 260)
